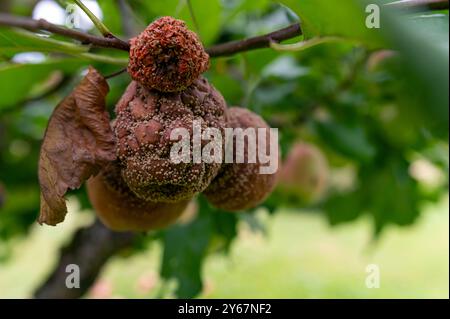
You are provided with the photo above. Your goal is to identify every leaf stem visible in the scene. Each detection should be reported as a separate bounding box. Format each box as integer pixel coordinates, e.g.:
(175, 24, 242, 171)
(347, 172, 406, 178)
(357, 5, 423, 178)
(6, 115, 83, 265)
(72, 0, 112, 37)
(270, 36, 351, 52)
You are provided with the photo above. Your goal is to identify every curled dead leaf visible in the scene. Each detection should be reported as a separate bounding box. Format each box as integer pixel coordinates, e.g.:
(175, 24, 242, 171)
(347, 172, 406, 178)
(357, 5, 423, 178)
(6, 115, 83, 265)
(38, 67, 116, 226)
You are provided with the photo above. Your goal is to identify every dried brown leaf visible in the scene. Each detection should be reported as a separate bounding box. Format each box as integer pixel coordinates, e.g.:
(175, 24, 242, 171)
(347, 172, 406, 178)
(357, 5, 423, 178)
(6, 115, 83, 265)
(38, 67, 116, 226)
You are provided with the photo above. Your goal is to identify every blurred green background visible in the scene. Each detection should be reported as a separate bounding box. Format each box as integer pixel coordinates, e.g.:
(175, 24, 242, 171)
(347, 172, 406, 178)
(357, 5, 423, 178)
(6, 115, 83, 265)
(0, 0, 448, 298)
(0, 196, 448, 298)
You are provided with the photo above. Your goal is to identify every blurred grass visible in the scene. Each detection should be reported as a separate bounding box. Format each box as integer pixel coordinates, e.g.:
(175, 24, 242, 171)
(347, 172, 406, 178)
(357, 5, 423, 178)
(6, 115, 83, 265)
(0, 195, 448, 299)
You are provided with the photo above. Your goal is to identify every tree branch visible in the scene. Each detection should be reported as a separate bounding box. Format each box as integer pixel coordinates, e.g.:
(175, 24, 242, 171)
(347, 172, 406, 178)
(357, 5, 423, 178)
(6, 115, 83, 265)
(0, 14, 302, 57)
(34, 220, 137, 299)
(0, 0, 447, 59)
(0, 13, 130, 51)
(206, 23, 302, 57)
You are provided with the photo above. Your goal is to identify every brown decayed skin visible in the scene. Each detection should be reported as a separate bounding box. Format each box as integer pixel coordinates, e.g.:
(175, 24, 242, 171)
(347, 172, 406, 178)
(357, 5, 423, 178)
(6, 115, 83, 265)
(203, 107, 279, 211)
(87, 162, 189, 232)
(128, 16, 209, 93)
(114, 77, 227, 203)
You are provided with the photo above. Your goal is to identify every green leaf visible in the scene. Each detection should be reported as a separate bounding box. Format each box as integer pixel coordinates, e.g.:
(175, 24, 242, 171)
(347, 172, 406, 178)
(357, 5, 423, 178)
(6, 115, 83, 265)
(223, 0, 271, 22)
(323, 190, 364, 225)
(97, 0, 124, 36)
(0, 186, 40, 241)
(0, 59, 85, 110)
(209, 208, 238, 253)
(279, 0, 384, 46)
(323, 158, 423, 235)
(160, 200, 213, 298)
(315, 119, 376, 163)
(0, 28, 88, 55)
(179, 0, 222, 45)
(160, 196, 238, 297)
(362, 159, 422, 235)
(378, 7, 449, 137)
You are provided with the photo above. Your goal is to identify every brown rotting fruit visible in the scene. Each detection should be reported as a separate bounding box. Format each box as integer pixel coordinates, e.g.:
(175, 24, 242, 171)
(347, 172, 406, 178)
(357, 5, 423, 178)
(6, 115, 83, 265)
(114, 77, 227, 203)
(203, 107, 279, 211)
(127, 16, 209, 93)
(87, 162, 189, 232)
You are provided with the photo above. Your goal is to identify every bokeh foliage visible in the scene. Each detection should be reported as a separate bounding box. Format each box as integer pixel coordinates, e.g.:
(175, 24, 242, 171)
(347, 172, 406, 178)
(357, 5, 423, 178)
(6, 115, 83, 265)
(0, 0, 448, 297)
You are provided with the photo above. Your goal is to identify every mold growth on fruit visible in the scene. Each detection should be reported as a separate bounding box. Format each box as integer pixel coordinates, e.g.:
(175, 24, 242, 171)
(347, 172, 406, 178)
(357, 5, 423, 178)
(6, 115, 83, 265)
(127, 16, 209, 93)
(203, 107, 279, 211)
(114, 77, 227, 203)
